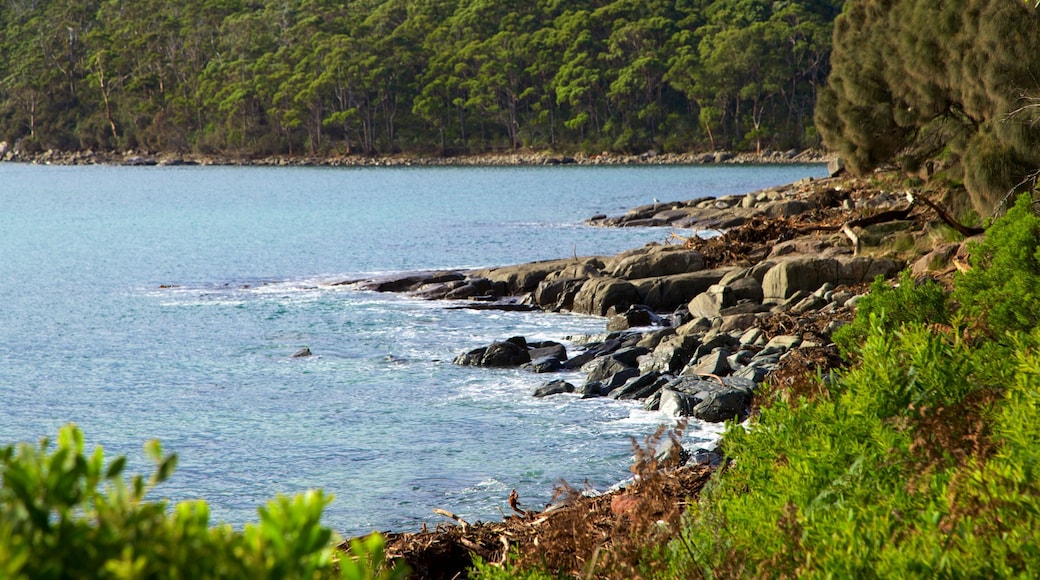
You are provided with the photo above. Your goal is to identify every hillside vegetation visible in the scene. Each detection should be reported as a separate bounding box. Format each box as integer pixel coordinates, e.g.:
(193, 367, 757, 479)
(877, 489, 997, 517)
(0, 0, 842, 157)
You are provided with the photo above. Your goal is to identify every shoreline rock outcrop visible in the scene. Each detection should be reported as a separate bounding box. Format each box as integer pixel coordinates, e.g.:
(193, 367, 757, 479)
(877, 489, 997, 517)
(338, 174, 937, 432)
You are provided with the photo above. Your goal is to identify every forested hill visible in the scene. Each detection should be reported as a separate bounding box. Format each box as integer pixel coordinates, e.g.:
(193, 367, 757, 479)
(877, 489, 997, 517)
(0, 0, 843, 158)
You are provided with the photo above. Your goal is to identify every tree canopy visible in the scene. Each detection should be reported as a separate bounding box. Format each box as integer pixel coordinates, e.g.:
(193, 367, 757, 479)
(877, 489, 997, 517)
(0, 0, 844, 157)
(816, 0, 1040, 214)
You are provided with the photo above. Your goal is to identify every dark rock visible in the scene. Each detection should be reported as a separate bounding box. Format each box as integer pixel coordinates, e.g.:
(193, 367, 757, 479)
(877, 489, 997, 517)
(534, 277, 585, 310)
(414, 280, 467, 299)
(609, 346, 651, 367)
(639, 333, 700, 374)
(607, 306, 653, 331)
(582, 356, 634, 384)
(563, 339, 624, 370)
(727, 277, 764, 303)
(453, 339, 531, 367)
(445, 278, 493, 299)
(597, 368, 642, 396)
(610, 372, 669, 401)
(533, 380, 575, 398)
(659, 376, 755, 423)
(524, 356, 564, 373)
(358, 271, 465, 292)
(528, 341, 568, 362)
(581, 381, 605, 398)
(692, 331, 739, 361)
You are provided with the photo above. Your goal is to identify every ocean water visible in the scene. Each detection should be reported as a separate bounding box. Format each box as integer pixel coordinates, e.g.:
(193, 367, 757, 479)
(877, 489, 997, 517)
(0, 162, 826, 536)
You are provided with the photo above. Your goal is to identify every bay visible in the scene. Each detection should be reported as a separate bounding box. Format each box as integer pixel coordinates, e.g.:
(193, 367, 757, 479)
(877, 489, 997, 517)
(0, 163, 825, 535)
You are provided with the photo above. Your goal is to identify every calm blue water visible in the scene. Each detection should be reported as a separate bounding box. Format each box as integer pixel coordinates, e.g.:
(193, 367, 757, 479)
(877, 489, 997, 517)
(0, 163, 825, 535)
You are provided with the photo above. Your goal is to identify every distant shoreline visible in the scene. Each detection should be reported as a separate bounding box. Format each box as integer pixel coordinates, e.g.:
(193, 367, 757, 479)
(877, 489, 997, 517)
(0, 147, 832, 168)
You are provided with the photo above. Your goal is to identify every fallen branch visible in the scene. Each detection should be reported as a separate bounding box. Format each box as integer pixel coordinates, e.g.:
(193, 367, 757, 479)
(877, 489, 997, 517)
(907, 192, 985, 237)
(432, 508, 470, 530)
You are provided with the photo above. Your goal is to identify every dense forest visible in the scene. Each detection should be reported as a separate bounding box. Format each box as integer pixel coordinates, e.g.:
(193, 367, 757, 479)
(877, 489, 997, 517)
(0, 0, 844, 157)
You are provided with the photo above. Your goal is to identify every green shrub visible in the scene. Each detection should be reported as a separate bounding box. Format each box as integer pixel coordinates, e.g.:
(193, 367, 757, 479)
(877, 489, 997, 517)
(833, 270, 950, 359)
(0, 424, 406, 579)
(954, 193, 1040, 339)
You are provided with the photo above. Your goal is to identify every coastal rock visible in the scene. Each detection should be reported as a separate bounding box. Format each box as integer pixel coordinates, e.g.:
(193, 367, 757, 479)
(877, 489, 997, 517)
(478, 257, 603, 294)
(533, 380, 575, 398)
(761, 256, 902, 301)
(638, 333, 700, 374)
(534, 277, 585, 310)
(727, 277, 764, 303)
(682, 349, 732, 377)
(572, 277, 640, 316)
(609, 246, 704, 280)
(357, 271, 465, 292)
(582, 356, 634, 384)
(563, 338, 624, 370)
(634, 269, 732, 312)
(659, 376, 754, 423)
(524, 356, 564, 373)
(593, 368, 642, 396)
(454, 337, 531, 367)
(528, 341, 568, 362)
(687, 284, 734, 318)
(606, 305, 654, 331)
(610, 372, 669, 400)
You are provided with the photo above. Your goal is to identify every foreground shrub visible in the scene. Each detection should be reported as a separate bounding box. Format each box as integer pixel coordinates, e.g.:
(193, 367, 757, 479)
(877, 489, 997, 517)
(0, 424, 406, 579)
(832, 270, 950, 359)
(657, 191, 1040, 578)
(954, 193, 1040, 339)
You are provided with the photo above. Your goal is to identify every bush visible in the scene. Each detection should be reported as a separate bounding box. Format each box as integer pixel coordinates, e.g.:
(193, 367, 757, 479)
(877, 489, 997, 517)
(0, 424, 406, 579)
(833, 270, 950, 358)
(953, 193, 1040, 338)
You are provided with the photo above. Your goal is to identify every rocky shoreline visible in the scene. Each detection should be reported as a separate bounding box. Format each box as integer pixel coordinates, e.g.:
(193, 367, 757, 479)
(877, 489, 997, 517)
(336, 170, 967, 577)
(0, 143, 829, 167)
(339, 173, 907, 427)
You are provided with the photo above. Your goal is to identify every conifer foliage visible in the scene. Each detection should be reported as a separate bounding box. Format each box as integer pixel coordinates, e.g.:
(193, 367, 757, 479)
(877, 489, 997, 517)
(816, 0, 1040, 214)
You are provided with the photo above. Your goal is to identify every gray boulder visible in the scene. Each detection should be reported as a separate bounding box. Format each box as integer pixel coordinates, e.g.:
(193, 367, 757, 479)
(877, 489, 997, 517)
(572, 277, 641, 316)
(582, 356, 634, 384)
(534, 380, 575, 398)
(524, 356, 564, 373)
(762, 256, 902, 302)
(639, 333, 700, 374)
(682, 349, 732, 377)
(687, 284, 734, 318)
(609, 246, 705, 280)
(659, 376, 755, 423)
(634, 269, 732, 312)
